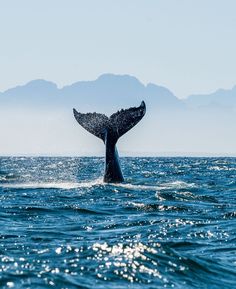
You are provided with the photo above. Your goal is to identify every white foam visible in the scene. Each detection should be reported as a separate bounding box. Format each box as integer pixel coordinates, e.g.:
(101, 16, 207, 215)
(113, 183, 164, 191)
(0, 179, 196, 191)
(112, 181, 196, 191)
(0, 178, 103, 190)
(162, 181, 196, 189)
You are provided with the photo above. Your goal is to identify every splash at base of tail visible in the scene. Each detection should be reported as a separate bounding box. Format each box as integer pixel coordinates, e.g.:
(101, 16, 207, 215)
(73, 101, 146, 183)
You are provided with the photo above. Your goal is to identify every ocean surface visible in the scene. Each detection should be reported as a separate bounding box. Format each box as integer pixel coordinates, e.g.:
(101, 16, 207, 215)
(0, 157, 236, 289)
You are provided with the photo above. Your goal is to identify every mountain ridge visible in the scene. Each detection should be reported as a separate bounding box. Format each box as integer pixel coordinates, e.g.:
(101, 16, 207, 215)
(0, 74, 183, 113)
(1, 74, 235, 110)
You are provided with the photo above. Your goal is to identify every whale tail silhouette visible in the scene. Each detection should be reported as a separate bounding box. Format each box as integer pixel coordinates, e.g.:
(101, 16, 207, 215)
(73, 101, 146, 143)
(73, 101, 146, 183)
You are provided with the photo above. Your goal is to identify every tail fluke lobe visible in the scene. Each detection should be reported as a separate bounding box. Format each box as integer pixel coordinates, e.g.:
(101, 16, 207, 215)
(110, 101, 146, 139)
(73, 109, 109, 141)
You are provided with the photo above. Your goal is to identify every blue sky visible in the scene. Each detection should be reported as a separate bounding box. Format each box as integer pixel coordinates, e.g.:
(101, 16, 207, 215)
(0, 0, 236, 98)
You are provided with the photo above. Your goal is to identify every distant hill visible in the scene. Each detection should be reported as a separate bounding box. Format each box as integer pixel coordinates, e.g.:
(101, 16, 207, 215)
(0, 74, 183, 112)
(185, 86, 236, 111)
(0, 74, 236, 156)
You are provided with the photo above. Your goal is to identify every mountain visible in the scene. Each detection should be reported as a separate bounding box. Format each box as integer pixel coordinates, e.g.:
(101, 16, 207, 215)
(1, 79, 58, 108)
(0, 74, 183, 113)
(0, 74, 236, 156)
(185, 85, 236, 111)
(1, 74, 236, 111)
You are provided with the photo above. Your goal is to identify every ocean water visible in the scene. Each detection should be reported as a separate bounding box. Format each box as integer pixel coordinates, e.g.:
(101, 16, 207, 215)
(0, 157, 236, 289)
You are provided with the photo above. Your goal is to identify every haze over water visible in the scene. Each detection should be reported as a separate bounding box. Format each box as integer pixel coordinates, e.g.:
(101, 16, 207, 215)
(0, 157, 235, 288)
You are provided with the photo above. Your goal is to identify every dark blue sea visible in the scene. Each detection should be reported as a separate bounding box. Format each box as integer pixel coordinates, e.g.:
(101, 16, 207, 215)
(0, 157, 236, 289)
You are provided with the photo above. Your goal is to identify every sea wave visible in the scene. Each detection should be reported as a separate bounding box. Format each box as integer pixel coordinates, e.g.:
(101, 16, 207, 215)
(0, 157, 235, 289)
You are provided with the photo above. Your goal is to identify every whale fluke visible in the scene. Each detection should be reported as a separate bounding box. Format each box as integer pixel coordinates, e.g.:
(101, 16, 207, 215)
(73, 110, 109, 142)
(73, 101, 146, 183)
(109, 100, 146, 140)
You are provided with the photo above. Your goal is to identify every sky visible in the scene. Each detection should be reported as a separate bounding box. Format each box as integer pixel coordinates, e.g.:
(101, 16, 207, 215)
(0, 0, 236, 98)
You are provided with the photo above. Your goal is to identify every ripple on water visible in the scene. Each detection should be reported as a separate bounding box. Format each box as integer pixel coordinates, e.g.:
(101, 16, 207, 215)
(0, 157, 235, 288)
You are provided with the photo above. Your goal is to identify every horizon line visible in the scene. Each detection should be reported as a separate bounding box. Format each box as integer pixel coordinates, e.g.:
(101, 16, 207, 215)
(1, 153, 236, 158)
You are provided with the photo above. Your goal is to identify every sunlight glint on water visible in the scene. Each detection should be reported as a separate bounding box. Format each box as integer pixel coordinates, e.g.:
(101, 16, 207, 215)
(0, 157, 236, 288)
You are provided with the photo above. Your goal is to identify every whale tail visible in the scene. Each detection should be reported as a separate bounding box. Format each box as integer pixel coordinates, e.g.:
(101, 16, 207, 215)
(73, 101, 146, 183)
(73, 101, 146, 142)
